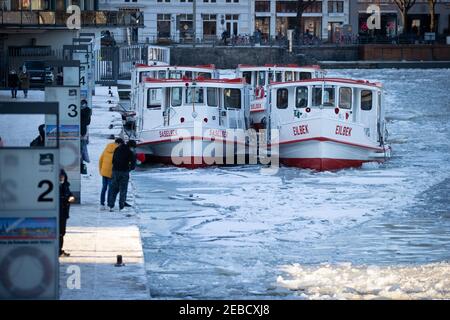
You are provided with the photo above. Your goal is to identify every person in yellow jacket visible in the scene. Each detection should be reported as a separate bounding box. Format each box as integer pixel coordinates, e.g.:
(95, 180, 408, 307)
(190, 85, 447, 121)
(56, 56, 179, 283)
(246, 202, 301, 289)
(99, 138, 124, 210)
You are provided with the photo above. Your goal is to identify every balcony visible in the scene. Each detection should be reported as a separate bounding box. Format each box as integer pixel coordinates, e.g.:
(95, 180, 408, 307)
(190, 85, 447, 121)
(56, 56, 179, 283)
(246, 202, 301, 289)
(0, 10, 144, 28)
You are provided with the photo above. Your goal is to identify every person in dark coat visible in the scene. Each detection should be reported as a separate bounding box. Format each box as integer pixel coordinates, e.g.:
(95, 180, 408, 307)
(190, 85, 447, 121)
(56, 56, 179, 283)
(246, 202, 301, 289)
(30, 124, 45, 147)
(107, 140, 136, 211)
(80, 100, 92, 173)
(18, 66, 30, 98)
(59, 169, 75, 257)
(8, 70, 19, 99)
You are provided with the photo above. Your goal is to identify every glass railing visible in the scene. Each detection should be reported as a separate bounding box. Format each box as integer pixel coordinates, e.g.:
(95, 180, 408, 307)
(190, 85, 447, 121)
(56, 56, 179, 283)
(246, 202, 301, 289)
(0, 10, 144, 27)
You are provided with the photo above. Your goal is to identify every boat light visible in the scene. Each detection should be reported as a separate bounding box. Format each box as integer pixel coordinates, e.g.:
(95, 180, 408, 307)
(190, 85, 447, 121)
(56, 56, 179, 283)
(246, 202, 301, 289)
(305, 107, 311, 113)
(204, 117, 208, 123)
(345, 113, 349, 120)
(334, 107, 340, 114)
(180, 117, 185, 123)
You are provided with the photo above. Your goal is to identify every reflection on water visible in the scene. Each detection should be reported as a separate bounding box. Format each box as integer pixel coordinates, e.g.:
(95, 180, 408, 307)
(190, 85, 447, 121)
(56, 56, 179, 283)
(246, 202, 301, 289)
(133, 69, 450, 299)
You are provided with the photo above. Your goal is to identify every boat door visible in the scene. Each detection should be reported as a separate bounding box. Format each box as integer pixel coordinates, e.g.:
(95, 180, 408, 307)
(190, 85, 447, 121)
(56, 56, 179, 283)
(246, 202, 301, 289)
(221, 87, 244, 129)
(359, 88, 376, 140)
(271, 85, 306, 129)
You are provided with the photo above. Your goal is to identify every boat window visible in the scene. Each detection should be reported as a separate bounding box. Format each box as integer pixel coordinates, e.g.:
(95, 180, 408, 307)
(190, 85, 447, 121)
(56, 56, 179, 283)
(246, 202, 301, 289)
(158, 70, 167, 79)
(169, 70, 182, 79)
(207, 87, 218, 107)
(300, 72, 312, 80)
(171, 87, 182, 107)
(312, 86, 322, 106)
(224, 88, 241, 109)
(257, 71, 266, 86)
(186, 87, 204, 104)
(323, 87, 335, 106)
(268, 71, 274, 83)
(285, 72, 294, 82)
(242, 71, 252, 84)
(184, 71, 193, 79)
(339, 87, 352, 109)
(277, 88, 289, 109)
(198, 72, 212, 79)
(361, 90, 373, 110)
(147, 89, 161, 108)
(139, 71, 150, 83)
(295, 86, 308, 108)
(275, 72, 283, 82)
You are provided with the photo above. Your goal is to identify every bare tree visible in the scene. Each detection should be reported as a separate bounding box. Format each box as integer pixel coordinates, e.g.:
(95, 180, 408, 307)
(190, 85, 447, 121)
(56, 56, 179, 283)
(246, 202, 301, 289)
(393, 0, 417, 34)
(427, 0, 438, 32)
(296, 0, 317, 35)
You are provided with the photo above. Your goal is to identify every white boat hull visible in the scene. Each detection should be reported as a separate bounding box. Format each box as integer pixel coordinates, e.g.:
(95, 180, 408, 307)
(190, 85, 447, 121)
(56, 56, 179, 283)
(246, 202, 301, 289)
(273, 116, 391, 171)
(136, 126, 247, 168)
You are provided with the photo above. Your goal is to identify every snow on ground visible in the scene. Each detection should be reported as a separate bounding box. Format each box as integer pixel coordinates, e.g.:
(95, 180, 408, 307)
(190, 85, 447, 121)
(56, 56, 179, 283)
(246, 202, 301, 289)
(0, 88, 149, 300)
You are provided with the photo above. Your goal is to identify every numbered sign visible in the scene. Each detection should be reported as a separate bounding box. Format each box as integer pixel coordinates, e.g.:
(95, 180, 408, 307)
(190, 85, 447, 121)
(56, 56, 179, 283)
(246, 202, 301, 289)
(0, 102, 60, 300)
(45, 86, 81, 202)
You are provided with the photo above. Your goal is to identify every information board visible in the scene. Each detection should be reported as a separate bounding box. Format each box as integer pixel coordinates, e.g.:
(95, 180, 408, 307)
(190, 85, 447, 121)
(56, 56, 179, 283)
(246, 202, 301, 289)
(0, 102, 60, 300)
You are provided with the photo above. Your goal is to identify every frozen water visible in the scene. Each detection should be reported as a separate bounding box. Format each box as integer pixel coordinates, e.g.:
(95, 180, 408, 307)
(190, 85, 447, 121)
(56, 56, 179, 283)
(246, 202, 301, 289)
(133, 69, 450, 299)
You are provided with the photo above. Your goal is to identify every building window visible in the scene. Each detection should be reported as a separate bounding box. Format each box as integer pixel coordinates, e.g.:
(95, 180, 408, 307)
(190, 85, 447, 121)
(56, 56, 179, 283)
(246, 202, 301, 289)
(178, 14, 194, 40)
(255, 1, 270, 13)
(157, 14, 171, 39)
(202, 14, 217, 38)
(328, 1, 344, 14)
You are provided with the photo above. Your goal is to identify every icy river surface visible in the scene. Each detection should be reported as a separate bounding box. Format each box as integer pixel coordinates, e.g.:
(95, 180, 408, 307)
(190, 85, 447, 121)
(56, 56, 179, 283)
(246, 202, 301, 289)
(132, 69, 450, 299)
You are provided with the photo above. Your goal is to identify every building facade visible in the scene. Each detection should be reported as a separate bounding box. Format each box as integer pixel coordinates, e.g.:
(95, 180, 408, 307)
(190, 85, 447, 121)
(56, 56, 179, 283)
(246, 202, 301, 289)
(351, 0, 450, 39)
(100, 0, 351, 43)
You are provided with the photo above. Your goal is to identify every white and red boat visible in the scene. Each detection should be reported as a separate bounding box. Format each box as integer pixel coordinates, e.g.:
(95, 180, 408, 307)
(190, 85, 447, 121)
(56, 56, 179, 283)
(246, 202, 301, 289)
(133, 77, 251, 168)
(235, 64, 325, 129)
(264, 78, 391, 171)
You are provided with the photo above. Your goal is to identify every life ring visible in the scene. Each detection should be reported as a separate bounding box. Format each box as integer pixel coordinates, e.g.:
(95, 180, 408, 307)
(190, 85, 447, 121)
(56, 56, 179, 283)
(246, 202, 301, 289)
(0, 246, 54, 298)
(255, 87, 265, 99)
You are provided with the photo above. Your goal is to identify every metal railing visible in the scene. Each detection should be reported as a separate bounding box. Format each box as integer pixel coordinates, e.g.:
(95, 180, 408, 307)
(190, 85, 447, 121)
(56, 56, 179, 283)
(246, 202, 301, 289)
(0, 10, 144, 28)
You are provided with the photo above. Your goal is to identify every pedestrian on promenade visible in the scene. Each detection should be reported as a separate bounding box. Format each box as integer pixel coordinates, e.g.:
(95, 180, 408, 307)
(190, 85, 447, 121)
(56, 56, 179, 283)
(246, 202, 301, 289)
(80, 99, 92, 174)
(59, 169, 75, 257)
(30, 124, 45, 147)
(107, 140, 137, 212)
(18, 66, 30, 98)
(8, 70, 19, 99)
(98, 137, 124, 210)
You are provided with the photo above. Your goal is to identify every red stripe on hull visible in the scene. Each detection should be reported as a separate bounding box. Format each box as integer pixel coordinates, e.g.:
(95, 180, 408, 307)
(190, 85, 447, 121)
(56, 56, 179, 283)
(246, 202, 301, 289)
(281, 158, 373, 171)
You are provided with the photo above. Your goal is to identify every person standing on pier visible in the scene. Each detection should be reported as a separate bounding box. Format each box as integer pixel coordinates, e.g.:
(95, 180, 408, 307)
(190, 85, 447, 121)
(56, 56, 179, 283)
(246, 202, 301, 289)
(59, 169, 75, 257)
(98, 137, 124, 210)
(107, 140, 137, 212)
(18, 66, 30, 98)
(8, 70, 19, 99)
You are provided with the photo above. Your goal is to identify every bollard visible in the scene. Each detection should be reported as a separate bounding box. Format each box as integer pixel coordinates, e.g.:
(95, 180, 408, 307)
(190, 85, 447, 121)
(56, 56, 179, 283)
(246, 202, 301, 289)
(115, 255, 125, 267)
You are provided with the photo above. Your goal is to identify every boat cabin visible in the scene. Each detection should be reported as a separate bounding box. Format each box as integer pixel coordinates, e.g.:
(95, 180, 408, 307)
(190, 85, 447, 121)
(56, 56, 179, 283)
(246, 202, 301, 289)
(235, 64, 325, 90)
(268, 78, 386, 144)
(135, 78, 251, 133)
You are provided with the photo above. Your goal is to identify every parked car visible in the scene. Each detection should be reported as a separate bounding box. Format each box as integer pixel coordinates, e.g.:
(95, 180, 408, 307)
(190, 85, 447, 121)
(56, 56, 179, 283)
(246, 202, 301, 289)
(23, 60, 53, 87)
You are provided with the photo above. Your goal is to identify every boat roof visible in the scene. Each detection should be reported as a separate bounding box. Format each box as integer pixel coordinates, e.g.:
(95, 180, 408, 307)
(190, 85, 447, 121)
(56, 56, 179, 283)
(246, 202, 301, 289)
(269, 78, 382, 89)
(236, 64, 322, 71)
(143, 77, 248, 88)
(135, 64, 217, 71)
